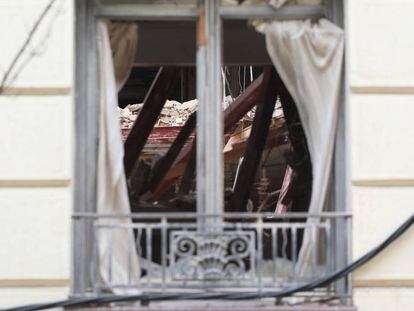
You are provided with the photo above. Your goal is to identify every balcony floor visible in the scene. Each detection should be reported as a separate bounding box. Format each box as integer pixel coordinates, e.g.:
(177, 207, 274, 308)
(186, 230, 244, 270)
(75, 300, 356, 311)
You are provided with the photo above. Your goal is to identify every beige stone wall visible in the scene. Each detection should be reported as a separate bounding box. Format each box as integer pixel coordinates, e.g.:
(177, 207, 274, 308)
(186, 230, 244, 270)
(0, 0, 73, 307)
(347, 0, 414, 310)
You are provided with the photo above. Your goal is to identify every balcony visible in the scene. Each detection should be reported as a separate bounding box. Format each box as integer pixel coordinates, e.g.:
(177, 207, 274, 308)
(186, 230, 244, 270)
(72, 212, 352, 307)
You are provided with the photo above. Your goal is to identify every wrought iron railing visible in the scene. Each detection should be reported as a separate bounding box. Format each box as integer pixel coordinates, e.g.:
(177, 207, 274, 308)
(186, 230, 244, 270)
(72, 212, 351, 299)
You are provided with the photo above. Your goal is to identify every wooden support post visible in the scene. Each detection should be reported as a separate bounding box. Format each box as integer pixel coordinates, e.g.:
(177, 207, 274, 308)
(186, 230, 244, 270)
(124, 66, 180, 178)
(273, 73, 312, 259)
(178, 140, 197, 195)
(147, 112, 196, 193)
(229, 67, 279, 212)
(278, 73, 312, 213)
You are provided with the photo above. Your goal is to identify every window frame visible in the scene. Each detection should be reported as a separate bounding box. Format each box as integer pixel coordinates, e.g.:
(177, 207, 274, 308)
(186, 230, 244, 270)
(72, 0, 348, 300)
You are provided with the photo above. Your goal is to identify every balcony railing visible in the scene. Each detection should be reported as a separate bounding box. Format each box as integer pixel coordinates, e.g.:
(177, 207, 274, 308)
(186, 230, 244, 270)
(72, 212, 351, 302)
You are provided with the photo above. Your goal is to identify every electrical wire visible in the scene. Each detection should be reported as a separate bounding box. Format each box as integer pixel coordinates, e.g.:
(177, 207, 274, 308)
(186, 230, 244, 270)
(5, 213, 413, 311)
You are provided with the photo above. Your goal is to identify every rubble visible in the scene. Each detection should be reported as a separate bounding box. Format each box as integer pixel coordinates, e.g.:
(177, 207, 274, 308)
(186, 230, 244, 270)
(119, 96, 238, 130)
(119, 99, 198, 129)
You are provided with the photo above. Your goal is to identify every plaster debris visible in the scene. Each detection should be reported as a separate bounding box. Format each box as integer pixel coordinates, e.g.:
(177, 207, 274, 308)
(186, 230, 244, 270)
(119, 99, 198, 129)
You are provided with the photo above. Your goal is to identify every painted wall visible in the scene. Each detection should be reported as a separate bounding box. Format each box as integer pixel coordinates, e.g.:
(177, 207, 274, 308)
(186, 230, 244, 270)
(347, 0, 414, 310)
(1, 0, 414, 309)
(0, 0, 73, 307)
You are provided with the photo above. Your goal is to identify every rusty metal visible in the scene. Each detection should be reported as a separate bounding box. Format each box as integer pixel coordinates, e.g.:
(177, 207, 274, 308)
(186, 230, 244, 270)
(178, 140, 197, 195)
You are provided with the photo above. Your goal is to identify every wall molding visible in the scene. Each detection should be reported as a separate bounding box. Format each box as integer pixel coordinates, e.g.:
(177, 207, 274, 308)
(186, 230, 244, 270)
(352, 179, 414, 187)
(0, 87, 71, 96)
(0, 279, 69, 287)
(350, 86, 414, 94)
(0, 179, 71, 187)
(354, 279, 414, 288)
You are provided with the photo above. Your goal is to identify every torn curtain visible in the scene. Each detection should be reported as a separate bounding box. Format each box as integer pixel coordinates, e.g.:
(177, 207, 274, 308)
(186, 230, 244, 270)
(258, 19, 344, 276)
(96, 20, 140, 292)
(108, 21, 139, 91)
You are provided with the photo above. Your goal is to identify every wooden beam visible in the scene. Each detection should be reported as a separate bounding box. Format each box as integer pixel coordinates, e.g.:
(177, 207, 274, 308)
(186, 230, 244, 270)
(278, 73, 312, 213)
(147, 112, 196, 193)
(152, 73, 264, 199)
(129, 160, 152, 212)
(178, 140, 197, 195)
(123, 66, 180, 178)
(223, 73, 263, 133)
(229, 67, 279, 212)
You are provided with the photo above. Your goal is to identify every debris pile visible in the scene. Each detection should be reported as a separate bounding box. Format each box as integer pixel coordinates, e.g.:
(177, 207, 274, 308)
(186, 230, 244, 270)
(119, 103, 140, 129)
(119, 99, 198, 129)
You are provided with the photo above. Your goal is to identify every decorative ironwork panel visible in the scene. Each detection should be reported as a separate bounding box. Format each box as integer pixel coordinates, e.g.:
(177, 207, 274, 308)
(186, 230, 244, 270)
(75, 212, 351, 297)
(170, 230, 256, 281)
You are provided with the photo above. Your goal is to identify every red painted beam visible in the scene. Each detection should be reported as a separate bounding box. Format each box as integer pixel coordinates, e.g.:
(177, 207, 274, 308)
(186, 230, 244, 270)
(146, 112, 196, 193)
(152, 73, 264, 199)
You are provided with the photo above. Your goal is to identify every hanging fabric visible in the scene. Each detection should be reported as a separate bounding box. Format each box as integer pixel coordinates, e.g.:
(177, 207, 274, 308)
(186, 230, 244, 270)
(96, 20, 140, 293)
(269, 0, 323, 9)
(257, 19, 344, 276)
(107, 21, 139, 91)
(222, 0, 323, 8)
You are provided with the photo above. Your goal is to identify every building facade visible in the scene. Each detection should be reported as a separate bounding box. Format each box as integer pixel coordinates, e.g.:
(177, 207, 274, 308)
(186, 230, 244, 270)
(0, 0, 413, 309)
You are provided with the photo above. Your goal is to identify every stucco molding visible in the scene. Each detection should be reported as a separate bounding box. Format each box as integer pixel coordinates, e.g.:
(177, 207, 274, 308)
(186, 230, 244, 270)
(0, 87, 72, 96)
(350, 86, 414, 94)
(0, 179, 71, 187)
(354, 279, 414, 288)
(352, 179, 414, 187)
(0, 279, 69, 287)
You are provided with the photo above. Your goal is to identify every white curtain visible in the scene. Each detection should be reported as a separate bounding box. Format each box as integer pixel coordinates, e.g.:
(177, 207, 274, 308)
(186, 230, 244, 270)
(257, 19, 344, 276)
(96, 20, 140, 292)
(269, 0, 323, 9)
(222, 0, 322, 6)
(108, 21, 139, 91)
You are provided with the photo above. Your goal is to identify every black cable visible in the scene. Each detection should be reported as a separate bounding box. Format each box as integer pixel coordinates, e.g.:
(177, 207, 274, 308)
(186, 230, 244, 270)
(5, 213, 413, 311)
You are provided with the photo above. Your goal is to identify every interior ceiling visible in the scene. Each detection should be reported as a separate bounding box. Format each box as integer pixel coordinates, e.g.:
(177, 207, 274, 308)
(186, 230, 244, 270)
(134, 20, 271, 66)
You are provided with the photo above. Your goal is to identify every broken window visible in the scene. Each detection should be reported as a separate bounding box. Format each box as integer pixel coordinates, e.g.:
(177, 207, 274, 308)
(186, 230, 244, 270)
(73, 0, 350, 305)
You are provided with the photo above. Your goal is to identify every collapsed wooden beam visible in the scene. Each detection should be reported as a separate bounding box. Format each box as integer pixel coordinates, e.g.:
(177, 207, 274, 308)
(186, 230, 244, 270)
(152, 73, 264, 199)
(178, 140, 197, 195)
(229, 67, 279, 212)
(278, 73, 312, 213)
(123, 66, 180, 178)
(146, 112, 196, 193)
(129, 160, 152, 212)
(223, 73, 264, 133)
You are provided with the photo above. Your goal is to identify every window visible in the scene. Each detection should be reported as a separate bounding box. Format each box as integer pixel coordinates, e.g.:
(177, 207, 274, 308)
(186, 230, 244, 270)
(73, 0, 349, 306)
